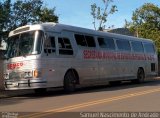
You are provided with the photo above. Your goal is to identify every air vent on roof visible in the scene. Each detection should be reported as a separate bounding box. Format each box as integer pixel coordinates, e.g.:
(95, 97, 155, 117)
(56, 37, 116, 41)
(13, 27, 30, 34)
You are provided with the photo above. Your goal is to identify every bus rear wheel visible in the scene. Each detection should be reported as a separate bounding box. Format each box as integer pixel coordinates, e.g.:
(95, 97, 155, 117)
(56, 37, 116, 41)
(132, 68, 145, 83)
(64, 71, 76, 93)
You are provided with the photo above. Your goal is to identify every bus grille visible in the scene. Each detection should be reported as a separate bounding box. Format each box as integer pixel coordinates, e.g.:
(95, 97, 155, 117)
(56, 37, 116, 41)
(9, 71, 25, 80)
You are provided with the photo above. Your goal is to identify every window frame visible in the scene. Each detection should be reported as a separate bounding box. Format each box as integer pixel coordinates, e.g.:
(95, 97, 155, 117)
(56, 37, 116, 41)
(58, 37, 74, 55)
(44, 36, 56, 55)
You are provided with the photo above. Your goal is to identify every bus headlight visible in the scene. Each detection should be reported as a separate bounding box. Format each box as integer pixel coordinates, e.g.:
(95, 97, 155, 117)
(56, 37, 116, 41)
(4, 73, 9, 80)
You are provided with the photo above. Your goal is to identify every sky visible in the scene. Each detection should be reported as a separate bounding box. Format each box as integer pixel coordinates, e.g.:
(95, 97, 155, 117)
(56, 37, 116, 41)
(12, 0, 160, 30)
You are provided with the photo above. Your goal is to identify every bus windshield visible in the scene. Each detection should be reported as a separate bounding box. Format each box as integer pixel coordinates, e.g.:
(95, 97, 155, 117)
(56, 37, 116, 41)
(5, 30, 43, 58)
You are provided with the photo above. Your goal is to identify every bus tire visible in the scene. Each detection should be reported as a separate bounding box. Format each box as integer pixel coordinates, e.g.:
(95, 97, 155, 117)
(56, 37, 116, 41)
(64, 71, 76, 93)
(132, 68, 145, 83)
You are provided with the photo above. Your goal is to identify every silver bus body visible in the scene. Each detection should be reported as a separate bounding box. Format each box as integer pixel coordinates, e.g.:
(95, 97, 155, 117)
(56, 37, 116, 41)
(3, 23, 158, 90)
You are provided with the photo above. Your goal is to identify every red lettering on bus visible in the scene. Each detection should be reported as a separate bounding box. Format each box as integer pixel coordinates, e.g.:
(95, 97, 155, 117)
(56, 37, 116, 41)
(7, 62, 24, 70)
(83, 50, 156, 61)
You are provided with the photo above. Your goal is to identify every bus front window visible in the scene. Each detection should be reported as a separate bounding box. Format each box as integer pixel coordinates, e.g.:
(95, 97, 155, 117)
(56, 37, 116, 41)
(5, 30, 43, 58)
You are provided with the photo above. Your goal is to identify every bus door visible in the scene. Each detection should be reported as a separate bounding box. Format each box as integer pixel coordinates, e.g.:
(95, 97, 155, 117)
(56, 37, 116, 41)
(74, 34, 99, 84)
(42, 32, 61, 87)
(55, 32, 75, 86)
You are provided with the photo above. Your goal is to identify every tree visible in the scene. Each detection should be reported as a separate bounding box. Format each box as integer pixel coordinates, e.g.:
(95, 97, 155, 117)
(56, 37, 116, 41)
(91, 0, 117, 31)
(0, 0, 59, 44)
(10, 0, 43, 29)
(39, 7, 58, 23)
(125, 3, 160, 52)
(10, 0, 58, 30)
(0, 0, 11, 40)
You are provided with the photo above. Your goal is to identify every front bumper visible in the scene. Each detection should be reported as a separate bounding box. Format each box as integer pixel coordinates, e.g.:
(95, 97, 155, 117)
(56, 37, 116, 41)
(4, 79, 47, 90)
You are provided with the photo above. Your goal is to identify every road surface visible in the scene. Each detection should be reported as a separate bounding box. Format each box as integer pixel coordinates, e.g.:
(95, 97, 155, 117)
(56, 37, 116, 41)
(0, 79, 160, 118)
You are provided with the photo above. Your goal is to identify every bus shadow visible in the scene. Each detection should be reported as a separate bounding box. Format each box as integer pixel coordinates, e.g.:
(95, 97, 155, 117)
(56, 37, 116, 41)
(0, 79, 160, 106)
(15, 79, 160, 98)
(77, 79, 160, 94)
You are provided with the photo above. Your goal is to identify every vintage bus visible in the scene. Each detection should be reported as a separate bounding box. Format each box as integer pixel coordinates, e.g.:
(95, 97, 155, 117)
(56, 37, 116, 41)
(3, 22, 158, 93)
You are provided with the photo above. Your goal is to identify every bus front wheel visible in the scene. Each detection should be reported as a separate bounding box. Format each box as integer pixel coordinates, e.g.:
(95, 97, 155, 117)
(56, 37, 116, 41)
(64, 71, 76, 93)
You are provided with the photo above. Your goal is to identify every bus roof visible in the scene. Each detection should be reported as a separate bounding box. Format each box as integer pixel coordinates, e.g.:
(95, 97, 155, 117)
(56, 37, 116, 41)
(9, 22, 153, 43)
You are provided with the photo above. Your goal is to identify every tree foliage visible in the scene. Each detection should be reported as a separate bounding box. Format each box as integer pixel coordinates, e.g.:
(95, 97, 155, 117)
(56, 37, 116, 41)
(0, 0, 11, 40)
(125, 3, 160, 52)
(39, 7, 58, 23)
(0, 0, 58, 42)
(91, 0, 117, 31)
(10, 0, 43, 29)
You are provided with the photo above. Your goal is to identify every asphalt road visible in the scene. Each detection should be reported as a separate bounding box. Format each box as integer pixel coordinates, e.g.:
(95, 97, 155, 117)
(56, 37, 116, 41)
(0, 79, 160, 118)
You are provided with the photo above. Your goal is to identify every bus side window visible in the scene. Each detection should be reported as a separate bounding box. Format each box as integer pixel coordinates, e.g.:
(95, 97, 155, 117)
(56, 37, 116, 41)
(144, 43, 155, 54)
(44, 37, 55, 54)
(131, 41, 144, 53)
(58, 37, 73, 55)
(98, 37, 115, 50)
(85, 35, 96, 47)
(75, 34, 96, 47)
(116, 40, 131, 51)
(75, 34, 87, 47)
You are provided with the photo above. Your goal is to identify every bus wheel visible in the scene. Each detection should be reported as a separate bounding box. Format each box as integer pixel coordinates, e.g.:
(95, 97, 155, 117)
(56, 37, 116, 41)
(64, 71, 76, 93)
(132, 68, 145, 83)
(137, 68, 145, 83)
